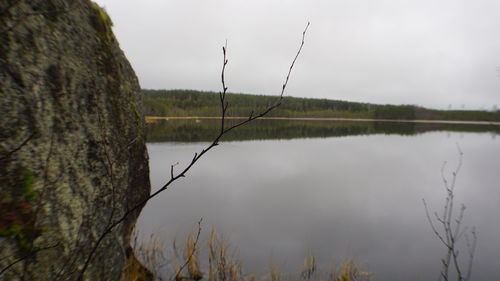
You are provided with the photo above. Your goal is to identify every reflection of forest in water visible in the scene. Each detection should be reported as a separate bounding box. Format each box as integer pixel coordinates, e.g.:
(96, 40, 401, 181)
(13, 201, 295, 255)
(146, 119, 500, 142)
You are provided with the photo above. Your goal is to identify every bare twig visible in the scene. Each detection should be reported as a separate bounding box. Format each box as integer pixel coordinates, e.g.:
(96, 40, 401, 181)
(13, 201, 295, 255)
(0, 243, 59, 275)
(172, 218, 203, 281)
(0, 132, 35, 161)
(423, 146, 477, 281)
(464, 228, 477, 281)
(171, 162, 179, 180)
(76, 23, 310, 280)
(423, 199, 447, 246)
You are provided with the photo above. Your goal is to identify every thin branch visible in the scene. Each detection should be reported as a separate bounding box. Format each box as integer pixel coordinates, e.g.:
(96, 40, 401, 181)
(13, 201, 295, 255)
(215, 22, 310, 137)
(0, 243, 59, 275)
(423, 199, 448, 246)
(423, 145, 475, 281)
(464, 228, 477, 281)
(172, 218, 203, 281)
(0, 132, 35, 161)
(76, 22, 310, 280)
(280, 22, 310, 99)
(170, 162, 179, 180)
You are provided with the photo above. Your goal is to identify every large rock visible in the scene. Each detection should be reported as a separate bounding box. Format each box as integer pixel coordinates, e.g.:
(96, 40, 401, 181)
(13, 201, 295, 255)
(0, 1, 151, 280)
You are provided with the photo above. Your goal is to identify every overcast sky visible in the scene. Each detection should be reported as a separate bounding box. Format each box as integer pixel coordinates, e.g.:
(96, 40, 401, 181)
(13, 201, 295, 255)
(94, 0, 500, 109)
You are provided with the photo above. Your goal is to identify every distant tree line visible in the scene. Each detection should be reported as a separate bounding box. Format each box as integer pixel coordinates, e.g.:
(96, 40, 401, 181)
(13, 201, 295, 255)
(143, 89, 500, 122)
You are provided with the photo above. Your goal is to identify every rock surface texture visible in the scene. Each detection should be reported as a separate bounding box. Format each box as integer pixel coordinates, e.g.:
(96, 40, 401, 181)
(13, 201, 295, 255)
(0, 0, 151, 280)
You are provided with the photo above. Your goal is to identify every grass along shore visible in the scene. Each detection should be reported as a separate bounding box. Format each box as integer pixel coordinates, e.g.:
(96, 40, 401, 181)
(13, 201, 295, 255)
(125, 227, 372, 281)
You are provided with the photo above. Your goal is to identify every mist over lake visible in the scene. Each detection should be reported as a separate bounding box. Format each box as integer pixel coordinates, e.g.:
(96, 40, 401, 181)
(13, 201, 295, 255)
(137, 119, 500, 281)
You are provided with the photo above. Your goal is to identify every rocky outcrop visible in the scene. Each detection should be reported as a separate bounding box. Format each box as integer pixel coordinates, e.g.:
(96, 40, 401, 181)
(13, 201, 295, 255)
(0, 1, 151, 280)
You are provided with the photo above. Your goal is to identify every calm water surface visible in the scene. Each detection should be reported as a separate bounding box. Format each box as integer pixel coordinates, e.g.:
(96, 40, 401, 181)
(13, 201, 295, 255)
(137, 120, 500, 281)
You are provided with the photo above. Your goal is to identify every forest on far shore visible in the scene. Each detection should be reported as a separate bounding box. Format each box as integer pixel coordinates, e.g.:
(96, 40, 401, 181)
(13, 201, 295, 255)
(143, 89, 500, 122)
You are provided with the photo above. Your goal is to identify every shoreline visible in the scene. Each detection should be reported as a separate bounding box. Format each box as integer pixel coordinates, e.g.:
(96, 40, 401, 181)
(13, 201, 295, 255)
(145, 116, 500, 126)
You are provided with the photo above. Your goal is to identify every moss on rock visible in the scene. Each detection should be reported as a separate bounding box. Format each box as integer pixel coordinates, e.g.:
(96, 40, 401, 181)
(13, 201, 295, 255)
(0, 1, 151, 280)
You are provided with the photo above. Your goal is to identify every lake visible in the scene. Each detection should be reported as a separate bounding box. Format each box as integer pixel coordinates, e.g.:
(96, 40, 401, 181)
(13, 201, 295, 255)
(136, 119, 500, 281)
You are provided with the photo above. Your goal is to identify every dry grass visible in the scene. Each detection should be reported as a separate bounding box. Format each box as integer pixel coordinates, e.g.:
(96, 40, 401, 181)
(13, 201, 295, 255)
(207, 229, 242, 281)
(327, 259, 372, 281)
(128, 229, 168, 280)
(301, 250, 317, 280)
(121, 250, 155, 281)
(270, 266, 283, 281)
(182, 232, 203, 280)
(128, 227, 372, 281)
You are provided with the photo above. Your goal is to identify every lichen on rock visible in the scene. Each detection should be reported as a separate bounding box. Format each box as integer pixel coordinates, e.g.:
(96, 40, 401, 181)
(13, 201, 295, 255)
(0, 1, 151, 280)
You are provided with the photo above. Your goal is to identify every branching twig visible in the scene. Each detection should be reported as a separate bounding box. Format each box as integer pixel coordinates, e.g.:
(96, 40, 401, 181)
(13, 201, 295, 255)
(423, 145, 477, 281)
(76, 22, 310, 280)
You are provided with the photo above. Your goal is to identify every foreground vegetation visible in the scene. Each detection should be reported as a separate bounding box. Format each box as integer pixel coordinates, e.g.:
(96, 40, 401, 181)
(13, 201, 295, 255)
(143, 89, 500, 122)
(124, 227, 371, 281)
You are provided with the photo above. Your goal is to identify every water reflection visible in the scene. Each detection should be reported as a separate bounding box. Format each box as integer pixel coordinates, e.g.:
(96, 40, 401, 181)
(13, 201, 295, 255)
(146, 119, 500, 142)
(138, 121, 500, 281)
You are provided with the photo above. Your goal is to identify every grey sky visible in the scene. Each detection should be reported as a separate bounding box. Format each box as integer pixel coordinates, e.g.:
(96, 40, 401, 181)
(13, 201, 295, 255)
(94, 0, 500, 109)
